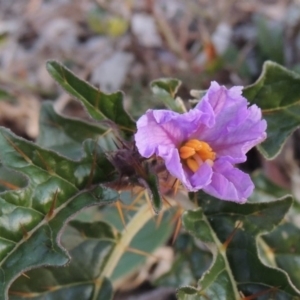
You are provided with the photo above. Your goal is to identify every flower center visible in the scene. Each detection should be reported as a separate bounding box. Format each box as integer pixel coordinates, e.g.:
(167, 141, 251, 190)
(179, 139, 216, 172)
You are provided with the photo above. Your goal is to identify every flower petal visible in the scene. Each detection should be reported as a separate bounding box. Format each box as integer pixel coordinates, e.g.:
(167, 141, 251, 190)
(203, 158, 254, 203)
(135, 81, 266, 203)
(195, 82, 266, 163)
(157, 146, 189, 187)
(189, 162, 213, 191)
(135, 108, 215, 158)
(135, 109, 183, 157)
(196, 81, 232, 115)
(157, 146, 212, 191)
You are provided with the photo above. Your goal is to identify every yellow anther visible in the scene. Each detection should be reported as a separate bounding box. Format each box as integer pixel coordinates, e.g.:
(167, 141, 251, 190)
(179, 146, 196, 159)
(186, 158, 199, 172)
(197, 149, 216, 161)
(179, 139, 216, 172)
(184, 139, 203, 151)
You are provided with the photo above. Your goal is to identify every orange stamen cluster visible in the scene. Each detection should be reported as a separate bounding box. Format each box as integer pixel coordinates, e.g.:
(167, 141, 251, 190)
(179, 139, 216, 172)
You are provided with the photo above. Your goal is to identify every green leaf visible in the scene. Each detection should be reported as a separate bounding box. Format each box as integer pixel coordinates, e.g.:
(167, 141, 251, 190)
(114, 211, 174, 282)
(250, 172, 289, 203)
(262, 222, 300, 291)
(178, 208, 240, 300)
(46, 61, 136, 138)
(95, 196, 175, 282)
(0, 163, 28, 194)
(155, 233, 212, 288)
(37, 102, 116, 159)
(244, 61, 300, 110)
(0, 127, 119, 300)
(177, 193, 300, 299)
(9, 221, 115, 300)
(68, 219, 115, 240)
(258, 105, 300, 159)
(150, 78, 186, 113)
(0, 88, 14, 102)
(243, 61, 300, 159)
(8, 195, 174, 300)
(145, 172, 162, 213)
(140, 164, 163, 213)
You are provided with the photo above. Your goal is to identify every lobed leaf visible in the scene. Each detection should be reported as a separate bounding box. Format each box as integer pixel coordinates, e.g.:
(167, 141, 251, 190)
(177, 192, 300, 300)
(247, 174, 300, 290)
(243, 61, 300, 159)
(46, 61, 136, 138)
(37, 102, 116, 159)
(9, 221, 115, 300)
(96, 196, 175, 282)
(250, 172, 289, 203)
(262, 222, 300, 291)
(178, 208, 240, 300)
(8, 194, 175, 299)
(0, 127, 119, 300)
(150, 78, 186, 113)
(155, 233, 212, 288)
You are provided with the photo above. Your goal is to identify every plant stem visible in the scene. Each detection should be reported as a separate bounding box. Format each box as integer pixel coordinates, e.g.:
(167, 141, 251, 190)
(92, 202, 164, 299)
(201, 214, 241, 299)
(171, 192, 241, 299)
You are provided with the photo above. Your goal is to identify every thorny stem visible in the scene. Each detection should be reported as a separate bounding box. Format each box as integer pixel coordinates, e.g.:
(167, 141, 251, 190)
(91, 200, 167, 300)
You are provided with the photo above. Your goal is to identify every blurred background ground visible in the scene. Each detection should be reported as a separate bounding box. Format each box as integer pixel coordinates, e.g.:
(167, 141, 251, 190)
(1, 0, 300, 299)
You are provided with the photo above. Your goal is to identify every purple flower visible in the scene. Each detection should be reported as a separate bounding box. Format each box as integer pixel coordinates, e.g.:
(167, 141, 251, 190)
(135, 82, 267, 203)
